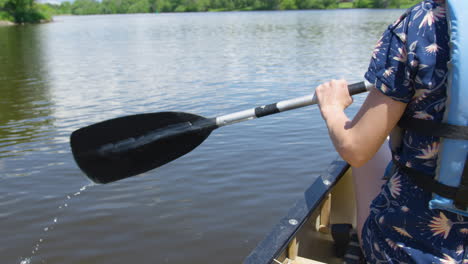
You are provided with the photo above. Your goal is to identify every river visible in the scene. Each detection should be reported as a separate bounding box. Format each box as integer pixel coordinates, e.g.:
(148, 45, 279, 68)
(0, 9, 403, 264)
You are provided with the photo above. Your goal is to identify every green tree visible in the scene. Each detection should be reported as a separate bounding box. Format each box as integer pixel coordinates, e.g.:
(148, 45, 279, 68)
(149, 0, 172, 12)
(101, 0, 119, 13)
(127, 0, 150, 12)
(353, 0, 371, 8)
(3, 0, 49, 23)
(71, 0, 101, 15)
(58, 1, 72, 13)
(321, 0, 337, 8)
(279, 0, 297, 10)
(370, 0, 389, 8)
(297, 0, 323, 9)
(389, 0, 400, 8)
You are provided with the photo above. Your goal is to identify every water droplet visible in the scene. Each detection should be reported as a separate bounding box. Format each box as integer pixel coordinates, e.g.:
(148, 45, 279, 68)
(44, 227, 48, 231)
(20, 258, 31, 264)
(64, 204, 68, 207)
(67, 196, 71, 199)
(53, 218, 57, 223)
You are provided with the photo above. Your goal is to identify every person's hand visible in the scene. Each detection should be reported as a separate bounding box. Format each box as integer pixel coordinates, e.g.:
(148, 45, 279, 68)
(315, 79, 353, 118)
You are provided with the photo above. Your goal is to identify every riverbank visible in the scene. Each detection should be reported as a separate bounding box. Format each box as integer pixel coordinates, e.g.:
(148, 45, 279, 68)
(0, 18, 53, 26)
(0, 20, 14, 26)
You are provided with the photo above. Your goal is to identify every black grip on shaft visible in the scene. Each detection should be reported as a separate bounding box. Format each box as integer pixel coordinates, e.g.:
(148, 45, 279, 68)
(255, 103, 280, 118)
(348, 81, 368, 96)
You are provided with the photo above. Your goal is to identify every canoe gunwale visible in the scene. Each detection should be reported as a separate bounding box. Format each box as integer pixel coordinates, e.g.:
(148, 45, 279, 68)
(243, 158, 350, 264)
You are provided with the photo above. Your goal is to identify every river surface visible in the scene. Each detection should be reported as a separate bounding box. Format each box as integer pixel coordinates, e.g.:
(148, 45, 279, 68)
(0, 9, 403, 264)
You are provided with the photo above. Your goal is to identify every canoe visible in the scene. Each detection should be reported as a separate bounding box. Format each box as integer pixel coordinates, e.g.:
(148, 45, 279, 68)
(245, 139, 391, 264)
(244, 158, 356, 264)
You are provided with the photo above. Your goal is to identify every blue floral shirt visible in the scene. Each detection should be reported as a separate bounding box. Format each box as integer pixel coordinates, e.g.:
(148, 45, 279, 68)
(361, 1, 468, 263)
(365, 0, 449, 176)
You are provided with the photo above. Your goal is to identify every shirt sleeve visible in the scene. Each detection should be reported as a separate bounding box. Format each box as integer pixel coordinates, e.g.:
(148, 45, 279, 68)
(365, 11, 416, 103)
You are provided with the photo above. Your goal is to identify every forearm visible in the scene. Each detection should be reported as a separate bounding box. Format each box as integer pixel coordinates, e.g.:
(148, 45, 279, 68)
(322, 107, 369, 167)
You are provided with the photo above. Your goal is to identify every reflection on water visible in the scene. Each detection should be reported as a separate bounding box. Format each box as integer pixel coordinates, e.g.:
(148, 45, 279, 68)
(0, 25, 53, 158)
(0, 10, 403, 264)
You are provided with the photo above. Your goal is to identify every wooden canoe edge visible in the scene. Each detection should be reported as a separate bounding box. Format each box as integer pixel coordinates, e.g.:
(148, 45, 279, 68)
(243, 158, 350, 264)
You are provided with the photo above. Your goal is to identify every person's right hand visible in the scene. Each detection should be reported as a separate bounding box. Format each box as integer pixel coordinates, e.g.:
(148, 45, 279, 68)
(315, 79, 353, 119)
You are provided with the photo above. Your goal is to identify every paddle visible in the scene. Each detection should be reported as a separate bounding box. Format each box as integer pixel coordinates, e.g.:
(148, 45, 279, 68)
(71, 81, 372, 184)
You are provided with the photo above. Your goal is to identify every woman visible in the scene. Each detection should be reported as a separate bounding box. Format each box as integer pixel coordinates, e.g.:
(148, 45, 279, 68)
(315, 0, 467, 263)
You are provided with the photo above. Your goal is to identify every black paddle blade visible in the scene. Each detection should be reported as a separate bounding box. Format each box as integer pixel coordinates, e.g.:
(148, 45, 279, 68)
(70, 112, 217, 184)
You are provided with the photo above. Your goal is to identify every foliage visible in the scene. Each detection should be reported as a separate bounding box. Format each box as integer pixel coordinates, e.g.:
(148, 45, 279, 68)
(338, 1, 353, 8)
(279, 0, 297, 10)
(0, 10, 14, 20)
(35, 3, 54, 19)
(71, 0, 101, 15)
(16, 0, 420, 18)
(353, 0, 371, 8)
(128, 0, 150, 13)
(0, 0, 53, 23)
(370, 0, 388, 8)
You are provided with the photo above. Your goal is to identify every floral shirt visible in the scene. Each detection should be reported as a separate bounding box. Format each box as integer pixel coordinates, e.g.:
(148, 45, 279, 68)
(361, 1, 468, 263)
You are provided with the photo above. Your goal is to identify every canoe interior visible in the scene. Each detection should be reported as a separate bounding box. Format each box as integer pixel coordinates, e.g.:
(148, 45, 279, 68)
(244, 159, 356, 264)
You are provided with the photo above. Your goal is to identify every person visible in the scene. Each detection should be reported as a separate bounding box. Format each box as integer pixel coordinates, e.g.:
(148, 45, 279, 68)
(315, 0, 468, 263)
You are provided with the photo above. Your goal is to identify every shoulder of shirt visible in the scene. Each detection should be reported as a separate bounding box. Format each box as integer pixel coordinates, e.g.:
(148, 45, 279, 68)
(389, 0, 444, 32)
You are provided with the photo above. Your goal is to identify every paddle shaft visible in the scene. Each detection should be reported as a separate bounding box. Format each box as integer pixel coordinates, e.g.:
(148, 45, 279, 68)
(214, 81, 372, 127)
(93, 80, 371, 156)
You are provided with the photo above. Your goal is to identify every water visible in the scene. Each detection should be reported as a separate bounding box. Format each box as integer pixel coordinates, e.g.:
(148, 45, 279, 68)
(0, 10, 403, 264)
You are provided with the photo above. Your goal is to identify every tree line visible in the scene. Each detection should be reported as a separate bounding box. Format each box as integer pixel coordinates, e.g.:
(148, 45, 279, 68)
(0, 0, 53, 22)
(49, 0, 415, 15)
(1, 0, 415, 23)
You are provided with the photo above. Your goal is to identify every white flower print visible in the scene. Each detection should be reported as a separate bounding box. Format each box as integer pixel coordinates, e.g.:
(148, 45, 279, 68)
(385, 238, 399, 250)
(418, 63, 429, 70)
(393, 226, 413, 238)
(396, 32, 407, 43)
(388, 173, 402, 198)
(412, 89, 430, 102)
(393, 47, 407, 63)
(428, 212, 452, 239)
(425, 43, 440, 54)
(413, 110, 434, 120)
(373, 37, 383, 59)
(416, 142, 439, 159)
(440, 254, 457, 264)
(419, 5, 446, 29)
(409, 40, 418, 52)
(373, 242, 380, 252)
(380, 83, 389, 93)
(456, 245, 463, 256)
(384, 67, 394, 77)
